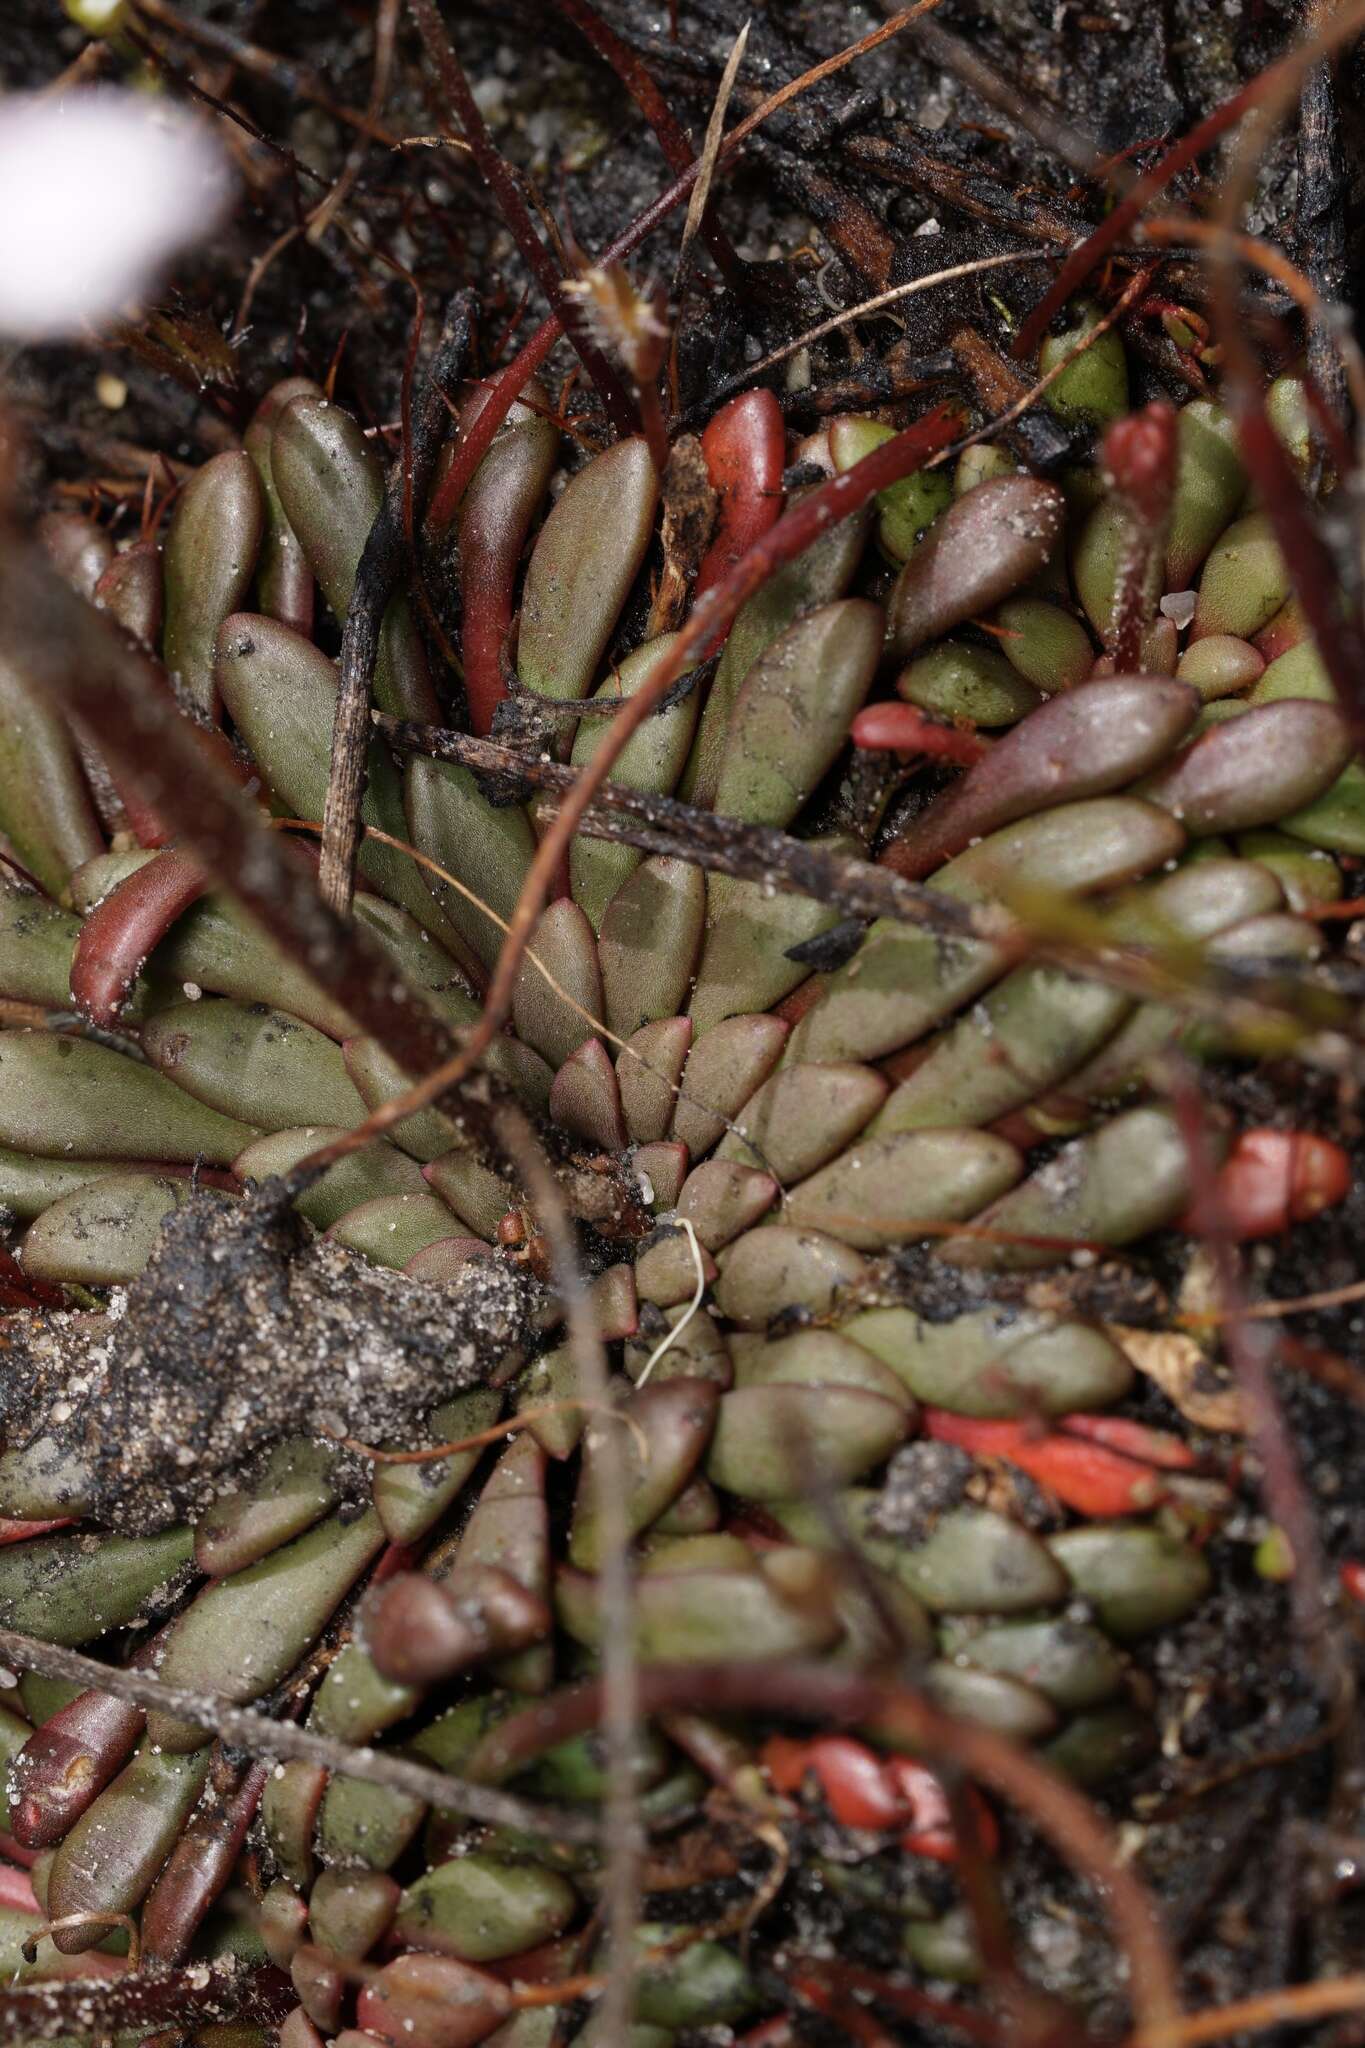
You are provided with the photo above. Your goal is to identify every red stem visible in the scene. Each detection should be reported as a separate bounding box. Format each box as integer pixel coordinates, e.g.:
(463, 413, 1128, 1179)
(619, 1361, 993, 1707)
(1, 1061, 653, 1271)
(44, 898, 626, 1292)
(1103, 400, 1178, 672)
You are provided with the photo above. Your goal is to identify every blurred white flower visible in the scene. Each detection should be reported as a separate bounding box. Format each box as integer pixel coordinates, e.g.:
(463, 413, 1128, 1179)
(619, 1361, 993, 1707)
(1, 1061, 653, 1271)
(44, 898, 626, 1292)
(0, 89, 233, 340)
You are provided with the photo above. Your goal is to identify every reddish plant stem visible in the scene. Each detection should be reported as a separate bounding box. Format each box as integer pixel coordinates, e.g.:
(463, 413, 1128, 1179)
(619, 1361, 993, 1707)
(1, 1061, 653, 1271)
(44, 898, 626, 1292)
(852, 700, 990, 766)
(405, 0, 638, 439)
(1103, 400, 1178, 672)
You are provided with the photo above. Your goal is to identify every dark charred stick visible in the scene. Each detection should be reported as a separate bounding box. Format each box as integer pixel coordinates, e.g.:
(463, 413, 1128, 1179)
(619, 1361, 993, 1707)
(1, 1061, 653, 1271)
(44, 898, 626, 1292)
(373, 711, 1363, 1043)
(373, 710, 992, 941)
(894, 10, 1104, 180)
(1294, 27, 1348, 436)
(0, 1959, 295, 2044)
(0, 1628, 603, 1844)
(948, 326, 1076, 472)
(320, 290, 476, 915)
(748, 137, 897, 290)
(841, 134, 1088, 247)
(405, 0, 639, 439)
(775, 348, 958, 417)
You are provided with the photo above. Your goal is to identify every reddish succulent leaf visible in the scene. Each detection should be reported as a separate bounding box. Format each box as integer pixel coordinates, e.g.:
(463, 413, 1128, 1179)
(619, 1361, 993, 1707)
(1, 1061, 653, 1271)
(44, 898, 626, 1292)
(356, 1951, 507, 2048)
(1060, 1414, 1197, 1472)
(884, 1757, 999, 1863)
(851, 701, 990, 766)
(695, 390, 786, 601)
(924, 1410, 1166, 1517)
(141, 1759, 269, 1965)
(1184, 1128, 1351, 1239)
(456, 383, 558, 736)
(0, 1516, 75, 1544)
(879, 677, 1197, 882)
(762, 1733, 907, 1830)
(70, 846, 207, 1026)
(9, 1627, 171, 1850)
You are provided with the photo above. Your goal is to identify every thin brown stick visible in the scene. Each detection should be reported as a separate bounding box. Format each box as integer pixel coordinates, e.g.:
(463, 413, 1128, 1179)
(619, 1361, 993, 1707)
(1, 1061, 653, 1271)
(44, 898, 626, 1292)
(20, 1913, 141, 1970)
(0, 1628, 600, 1844)
(372, 713, 998, 939)
(372, 714, 1348, 1054)
(1182, 1277, 1365, 1324)
(497, 1108, 641, 2044)
(319, 290, 474, 914)
(326, 1399, 647, 1465)
(1129, 1975, 1365, 2048)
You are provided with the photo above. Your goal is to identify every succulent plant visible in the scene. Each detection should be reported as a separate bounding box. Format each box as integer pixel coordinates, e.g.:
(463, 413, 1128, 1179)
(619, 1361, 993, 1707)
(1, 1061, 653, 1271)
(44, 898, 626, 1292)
(2, 10, 1364, 2043)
